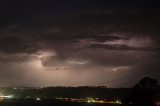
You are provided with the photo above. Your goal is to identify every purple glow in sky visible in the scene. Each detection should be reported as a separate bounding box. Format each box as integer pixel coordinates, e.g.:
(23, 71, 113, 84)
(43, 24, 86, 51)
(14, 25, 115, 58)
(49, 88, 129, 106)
(0, 0, 160, 87)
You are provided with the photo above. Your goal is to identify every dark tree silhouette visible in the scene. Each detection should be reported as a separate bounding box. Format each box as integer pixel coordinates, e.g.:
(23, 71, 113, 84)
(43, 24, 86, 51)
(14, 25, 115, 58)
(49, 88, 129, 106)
(129, 77, 159, 106)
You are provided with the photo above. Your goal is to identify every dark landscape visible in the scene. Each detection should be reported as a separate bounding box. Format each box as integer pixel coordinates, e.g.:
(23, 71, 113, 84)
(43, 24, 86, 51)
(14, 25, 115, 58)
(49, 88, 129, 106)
(0, 0, 160, 106)
(0, 77, 159, 106)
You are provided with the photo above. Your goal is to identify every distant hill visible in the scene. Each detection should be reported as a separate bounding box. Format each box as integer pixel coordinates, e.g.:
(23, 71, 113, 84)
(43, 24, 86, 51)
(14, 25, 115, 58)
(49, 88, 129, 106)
(0, 86, 132, 99)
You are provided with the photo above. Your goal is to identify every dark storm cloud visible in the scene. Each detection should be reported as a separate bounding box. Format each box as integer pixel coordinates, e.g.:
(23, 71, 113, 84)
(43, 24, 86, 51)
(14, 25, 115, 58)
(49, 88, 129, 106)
(0, 0, 160, 87)
(0, 36, 38, 54)
(88, 44, 160, 51)
(41, 34, 127, 42)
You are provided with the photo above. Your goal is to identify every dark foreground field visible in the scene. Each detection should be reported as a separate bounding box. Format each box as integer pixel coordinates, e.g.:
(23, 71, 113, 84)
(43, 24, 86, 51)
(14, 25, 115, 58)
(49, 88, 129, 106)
(0, 100, 148, 106)
(0, 99, 129, 106)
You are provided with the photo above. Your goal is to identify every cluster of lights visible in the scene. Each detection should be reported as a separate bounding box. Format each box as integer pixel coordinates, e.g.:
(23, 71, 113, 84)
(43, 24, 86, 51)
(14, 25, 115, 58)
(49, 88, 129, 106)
(85, 97, 122, 104)
(0, 94, 14, 100)
(86, 98, 97, 103)
(36, 98, 41, 101)
(0, 93, 122, 105)
(54, 97, 122, 104)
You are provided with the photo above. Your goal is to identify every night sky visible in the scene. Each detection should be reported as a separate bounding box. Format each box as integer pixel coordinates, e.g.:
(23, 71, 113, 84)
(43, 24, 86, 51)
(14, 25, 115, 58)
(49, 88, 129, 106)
(0, 0, 160, 87)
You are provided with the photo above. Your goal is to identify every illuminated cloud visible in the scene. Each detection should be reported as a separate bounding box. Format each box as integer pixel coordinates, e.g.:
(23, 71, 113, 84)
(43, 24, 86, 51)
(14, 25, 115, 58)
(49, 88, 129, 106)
(67, 59, 89, 65)
(103, 66, 130, 72)
(0, 0, 159, 87)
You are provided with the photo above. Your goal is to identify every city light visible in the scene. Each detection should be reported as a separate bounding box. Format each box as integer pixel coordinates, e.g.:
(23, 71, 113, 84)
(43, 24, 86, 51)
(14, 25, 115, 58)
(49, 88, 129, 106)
(87, 100, 91, 103)
(36, 98, 41, 101)
(116, 100, 122, 104)
(0, 95, 14, 99)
